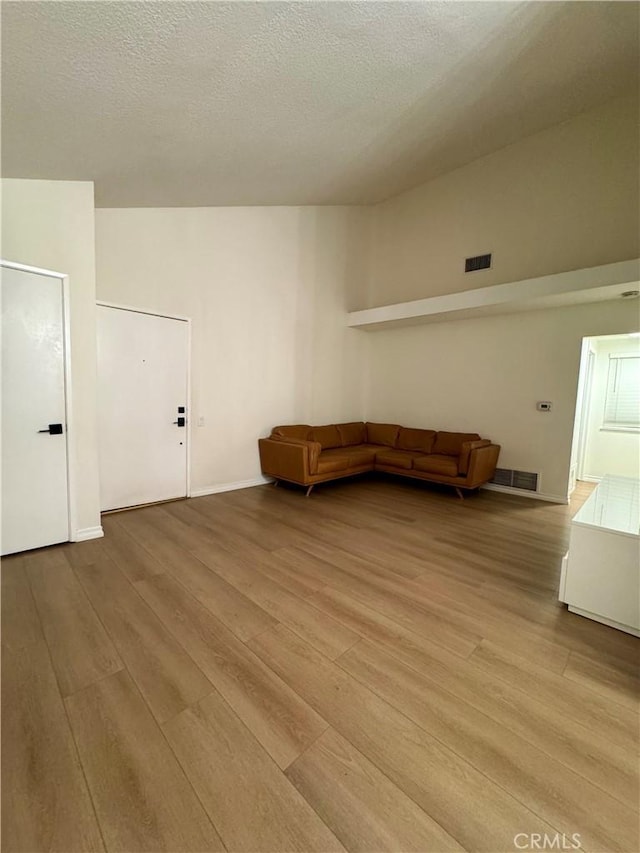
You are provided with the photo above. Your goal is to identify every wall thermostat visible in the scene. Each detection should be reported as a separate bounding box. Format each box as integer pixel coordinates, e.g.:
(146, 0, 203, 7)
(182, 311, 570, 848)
(536, 401, 552, 412)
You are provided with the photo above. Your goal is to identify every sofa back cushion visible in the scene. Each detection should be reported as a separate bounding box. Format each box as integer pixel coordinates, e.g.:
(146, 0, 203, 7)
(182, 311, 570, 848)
(366, 422, 401, 447)
(272, 424, 311, 441)
(309, 424, 342, 449)
(397, 427, 436, 454)
(433, 431, 481, 456)
(337, 422, 366, 446)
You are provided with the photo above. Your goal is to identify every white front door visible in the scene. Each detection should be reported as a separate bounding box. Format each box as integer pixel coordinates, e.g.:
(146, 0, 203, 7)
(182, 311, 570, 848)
(97, 305, 189, 511)
(1, 265, 70, 555)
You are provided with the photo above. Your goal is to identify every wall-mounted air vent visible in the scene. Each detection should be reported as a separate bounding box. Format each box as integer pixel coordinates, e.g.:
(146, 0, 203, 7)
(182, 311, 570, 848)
(465, 253, 492, 272)
(491, 468, 539, 492)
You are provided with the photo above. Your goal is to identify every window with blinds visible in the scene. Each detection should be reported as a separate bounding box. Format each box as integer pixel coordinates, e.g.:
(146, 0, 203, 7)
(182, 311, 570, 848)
(603, 353, 640, 431)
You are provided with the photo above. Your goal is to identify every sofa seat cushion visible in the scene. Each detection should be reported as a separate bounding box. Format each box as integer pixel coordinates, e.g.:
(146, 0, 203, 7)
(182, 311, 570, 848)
(414, 454, 460, 477)
(337, 422, 366, 446)
(433, 431, 480, 457)
(375, 449, 424, 470)
(397, 427, 436, 454)
(316, 449, 351, 474)
(346, 446, 378, 467)
(366, 422, 401, 447)
(310, 424, 342, 449)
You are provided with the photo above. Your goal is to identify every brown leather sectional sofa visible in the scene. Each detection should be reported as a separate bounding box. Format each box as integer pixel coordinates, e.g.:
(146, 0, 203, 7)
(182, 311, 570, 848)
(258, 421, 500, 497)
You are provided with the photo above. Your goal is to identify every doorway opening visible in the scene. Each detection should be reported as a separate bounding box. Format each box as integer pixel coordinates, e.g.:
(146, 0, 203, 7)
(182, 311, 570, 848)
(569, 332, 640, 493)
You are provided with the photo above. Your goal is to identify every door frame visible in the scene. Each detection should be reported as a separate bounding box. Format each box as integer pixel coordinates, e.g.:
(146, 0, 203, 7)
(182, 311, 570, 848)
(96, 301, 193, 499)
(575, 343, 596, 482)
(1, 259, 77, 541)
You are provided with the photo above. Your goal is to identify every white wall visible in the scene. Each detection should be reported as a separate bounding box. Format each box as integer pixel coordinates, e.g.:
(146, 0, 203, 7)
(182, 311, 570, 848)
(367, 94, 640, 307)
(359, 93, 640, 502)
(1, 178, 102, 536)
(364, 300, 640, 501)
(95, 206, 370, 493)
(583, 336, 640, 480)
(4, 93, 637, 512)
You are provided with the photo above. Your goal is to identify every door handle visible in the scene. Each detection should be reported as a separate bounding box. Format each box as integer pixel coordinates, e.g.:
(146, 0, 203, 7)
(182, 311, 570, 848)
(173, 417, 186, 427)
(38, 423, 64, 435)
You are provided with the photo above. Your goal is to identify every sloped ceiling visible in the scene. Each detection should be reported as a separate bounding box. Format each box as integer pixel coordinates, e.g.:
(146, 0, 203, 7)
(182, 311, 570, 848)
(2, 1, 638, 207)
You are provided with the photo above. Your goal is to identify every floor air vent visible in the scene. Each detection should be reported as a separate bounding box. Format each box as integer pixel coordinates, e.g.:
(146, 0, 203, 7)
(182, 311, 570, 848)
(491, 468, 539, 491)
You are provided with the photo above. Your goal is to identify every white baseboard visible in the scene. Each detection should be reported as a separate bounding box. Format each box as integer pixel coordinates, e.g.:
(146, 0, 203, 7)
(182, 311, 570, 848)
(481, 483, 568, 504)
(580, 475, 603, 483)
(73, 525, 104, 542)
(190, 476, 273, 498)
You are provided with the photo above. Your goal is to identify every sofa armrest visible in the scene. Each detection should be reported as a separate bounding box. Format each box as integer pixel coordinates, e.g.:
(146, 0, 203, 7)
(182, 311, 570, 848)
(465, 443, 500, 486)
(458, 439, 492, 475)
(271, 435, 322, 474)
(258, 437, 321, 481)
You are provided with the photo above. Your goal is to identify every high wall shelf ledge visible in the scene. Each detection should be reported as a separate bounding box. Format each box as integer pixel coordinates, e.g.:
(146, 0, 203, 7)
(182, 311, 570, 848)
(347, 259, 640, 331)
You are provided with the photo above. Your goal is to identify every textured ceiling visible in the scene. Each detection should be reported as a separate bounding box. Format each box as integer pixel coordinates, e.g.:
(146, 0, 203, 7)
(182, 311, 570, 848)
(2, 1, 638, 207)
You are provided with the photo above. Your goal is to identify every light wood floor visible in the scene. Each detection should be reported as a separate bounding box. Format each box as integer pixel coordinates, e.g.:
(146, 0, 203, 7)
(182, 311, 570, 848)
(2, 477, 639, 853)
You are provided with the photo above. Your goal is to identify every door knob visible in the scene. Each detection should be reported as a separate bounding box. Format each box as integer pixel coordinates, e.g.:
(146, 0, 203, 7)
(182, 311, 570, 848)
(173, 417, 186, 427)
(38, 423, 64, 434)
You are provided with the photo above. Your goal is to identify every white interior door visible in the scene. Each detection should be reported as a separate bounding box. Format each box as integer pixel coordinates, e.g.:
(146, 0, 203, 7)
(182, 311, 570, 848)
(1, 265, 70, 555)
(97, 306, 189, 511)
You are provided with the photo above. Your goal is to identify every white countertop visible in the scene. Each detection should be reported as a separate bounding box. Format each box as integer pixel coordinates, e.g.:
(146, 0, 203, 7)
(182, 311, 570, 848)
(573, 476, 640, 537)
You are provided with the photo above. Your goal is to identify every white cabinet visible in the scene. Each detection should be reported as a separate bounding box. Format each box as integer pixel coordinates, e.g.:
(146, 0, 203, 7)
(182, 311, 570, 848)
(559, 477, 639, 636)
